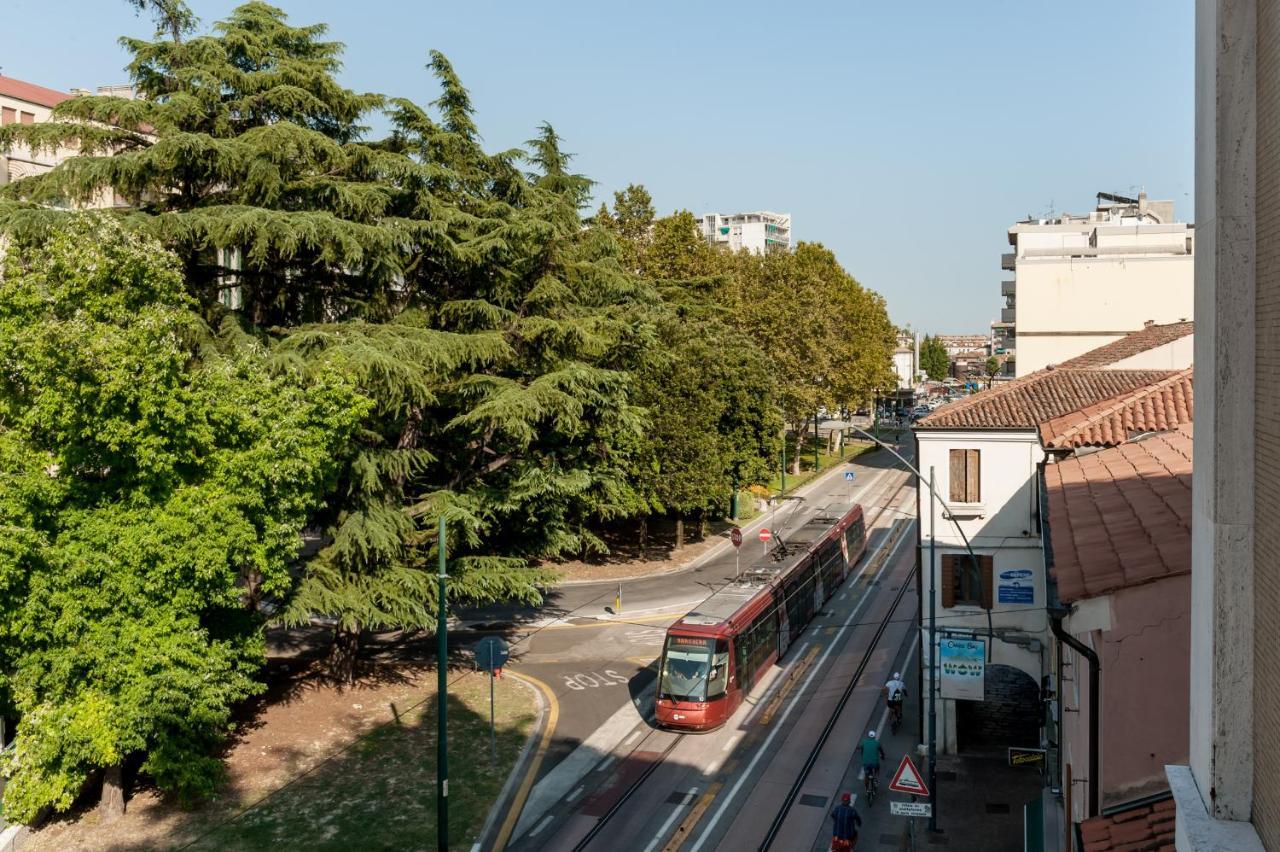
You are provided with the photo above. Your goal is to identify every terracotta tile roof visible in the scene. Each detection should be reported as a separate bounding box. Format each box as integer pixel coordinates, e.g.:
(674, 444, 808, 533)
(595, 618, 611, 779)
(915, 368, 1178, 430)
(1045, 423, 1192, 603)
(1079, 795, 1177, 851)
(0, 75, 73, 109)
(1059, 321, 1193, 369)
(1040, 368, 1194, 449)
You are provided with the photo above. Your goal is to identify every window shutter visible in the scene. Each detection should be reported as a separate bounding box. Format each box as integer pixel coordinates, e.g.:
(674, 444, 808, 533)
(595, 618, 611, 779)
(941, 554, 956, 608)
(949, 450, 966, 502)
(980, 555, 994, 609)
(966, 450, 981, 503)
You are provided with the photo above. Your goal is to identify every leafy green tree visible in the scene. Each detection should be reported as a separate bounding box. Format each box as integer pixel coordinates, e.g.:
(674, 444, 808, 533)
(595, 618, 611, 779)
(595, 184, 656, 272)
(985, 355, 1001, 386)
(0, 215, 364, 822)
(921, 335, 950, 381)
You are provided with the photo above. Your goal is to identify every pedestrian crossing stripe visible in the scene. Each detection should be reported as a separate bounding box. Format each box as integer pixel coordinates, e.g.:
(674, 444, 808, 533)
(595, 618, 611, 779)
(888, 754, 930, 796)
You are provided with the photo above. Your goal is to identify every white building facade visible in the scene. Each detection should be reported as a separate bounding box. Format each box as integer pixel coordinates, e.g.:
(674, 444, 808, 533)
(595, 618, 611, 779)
(1002, 193, 1194, 377)
(699, 211, 791, 254)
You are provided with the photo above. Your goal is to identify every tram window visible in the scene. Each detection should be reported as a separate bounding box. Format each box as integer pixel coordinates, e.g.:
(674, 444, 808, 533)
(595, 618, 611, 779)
(707, 640, 730, 699)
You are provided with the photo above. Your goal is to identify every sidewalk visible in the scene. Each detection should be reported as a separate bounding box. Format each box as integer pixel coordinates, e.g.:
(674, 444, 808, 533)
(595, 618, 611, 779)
(814, 648, 1044, 850)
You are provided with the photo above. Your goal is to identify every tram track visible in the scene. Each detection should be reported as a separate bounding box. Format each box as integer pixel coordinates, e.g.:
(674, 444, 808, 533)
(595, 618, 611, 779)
(560, 460, 916, 852)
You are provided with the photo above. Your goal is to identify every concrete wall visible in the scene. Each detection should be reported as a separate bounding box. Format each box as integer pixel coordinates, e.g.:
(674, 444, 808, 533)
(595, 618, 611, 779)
(1107, 335, 1196, 370)
(1097, 577, 1191, 807)
(1014, 255, 1194, 375)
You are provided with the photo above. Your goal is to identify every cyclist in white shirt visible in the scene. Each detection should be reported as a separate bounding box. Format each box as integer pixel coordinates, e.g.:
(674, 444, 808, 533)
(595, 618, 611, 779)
(884, 672, 907, 728)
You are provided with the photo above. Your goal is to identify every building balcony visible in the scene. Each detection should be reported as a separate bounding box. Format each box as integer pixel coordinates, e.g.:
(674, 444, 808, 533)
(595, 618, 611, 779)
(1001, 280, 1016, 297)
(1001, 252, 1016, 271)
(1001, 307, 1016, 323)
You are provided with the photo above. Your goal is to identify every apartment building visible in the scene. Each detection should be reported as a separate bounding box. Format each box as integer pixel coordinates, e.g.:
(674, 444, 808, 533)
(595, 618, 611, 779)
(698, 211, 791, 254)
(892, 332, 919, 389)
(1165, 3, 1277, 850)
(1001, 193, 1194, 377)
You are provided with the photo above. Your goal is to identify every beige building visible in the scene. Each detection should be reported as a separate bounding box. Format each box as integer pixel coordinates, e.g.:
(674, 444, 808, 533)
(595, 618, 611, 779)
(1166, 2, 1279, 850)
(0, 75, 75, 187)
(1002, 193, 1194, 377)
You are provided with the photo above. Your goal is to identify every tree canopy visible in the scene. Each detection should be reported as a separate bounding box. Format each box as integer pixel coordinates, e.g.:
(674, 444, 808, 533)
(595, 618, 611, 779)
(920, 335, 950, 381)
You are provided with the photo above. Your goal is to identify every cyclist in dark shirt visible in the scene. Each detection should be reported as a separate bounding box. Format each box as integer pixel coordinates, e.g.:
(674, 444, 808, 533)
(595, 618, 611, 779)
(830, 791, 862, 849)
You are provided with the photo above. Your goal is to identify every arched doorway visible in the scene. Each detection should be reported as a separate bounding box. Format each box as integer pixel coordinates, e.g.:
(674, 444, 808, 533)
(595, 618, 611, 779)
(956, 663, 1041, 753)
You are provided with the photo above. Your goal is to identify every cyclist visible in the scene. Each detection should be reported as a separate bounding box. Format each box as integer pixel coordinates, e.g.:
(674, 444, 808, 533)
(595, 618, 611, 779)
(830, 791, 862, 850)
(884, 671, 907, 728)
(860, 729, 886, 795)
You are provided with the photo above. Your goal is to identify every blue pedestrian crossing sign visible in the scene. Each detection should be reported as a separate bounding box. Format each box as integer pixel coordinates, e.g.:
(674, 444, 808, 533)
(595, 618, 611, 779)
(843, 471, 857, 481)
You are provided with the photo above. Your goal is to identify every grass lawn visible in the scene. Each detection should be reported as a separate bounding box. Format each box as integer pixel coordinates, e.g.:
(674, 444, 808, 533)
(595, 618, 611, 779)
(766, 439, 876, 494)
(21, 664, 536, 852)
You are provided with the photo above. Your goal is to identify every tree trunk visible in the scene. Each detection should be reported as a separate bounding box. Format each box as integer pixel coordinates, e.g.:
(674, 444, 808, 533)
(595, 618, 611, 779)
(792, 430, 804, 475)
(638, 516, 648, 557)
(99, 763, 126, 823)
(697, 511, 708, 540)
(328, 624, 362, 683)
(675, 517, 684, 550)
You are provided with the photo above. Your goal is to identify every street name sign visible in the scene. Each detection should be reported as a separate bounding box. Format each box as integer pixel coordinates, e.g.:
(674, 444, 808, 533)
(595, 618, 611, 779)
(730, 527, 743, 548)
(890, 801, 933, 818)
(888, 754, 930, 796)
(758, 528, 772, 543)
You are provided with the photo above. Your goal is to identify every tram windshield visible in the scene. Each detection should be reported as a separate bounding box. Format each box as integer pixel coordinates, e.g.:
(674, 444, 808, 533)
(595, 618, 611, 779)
(659, 635, 730, 702)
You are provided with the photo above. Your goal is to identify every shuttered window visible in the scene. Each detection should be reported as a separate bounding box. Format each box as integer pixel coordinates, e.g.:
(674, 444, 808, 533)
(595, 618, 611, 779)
(1, 108, 15, 126)
(949, 449, 981, 503)
(940, 554, 993, 609)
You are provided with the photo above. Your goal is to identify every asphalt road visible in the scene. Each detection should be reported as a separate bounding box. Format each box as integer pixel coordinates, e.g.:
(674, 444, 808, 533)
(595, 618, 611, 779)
(475, 441, 918, 849)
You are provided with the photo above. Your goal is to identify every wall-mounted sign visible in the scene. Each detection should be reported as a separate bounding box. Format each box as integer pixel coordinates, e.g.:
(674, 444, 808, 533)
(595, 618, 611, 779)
(939, 637, 985, 701)
(997, 569, 1035, 605)
(1008, 747, 1046, 769)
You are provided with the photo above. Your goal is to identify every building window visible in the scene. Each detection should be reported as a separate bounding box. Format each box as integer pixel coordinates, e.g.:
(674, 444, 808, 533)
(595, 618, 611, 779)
(949, 448, 981, 502)
(940, 553, 993, 609)
(1, 107, 15, 125)
(19, 111, 35, 125)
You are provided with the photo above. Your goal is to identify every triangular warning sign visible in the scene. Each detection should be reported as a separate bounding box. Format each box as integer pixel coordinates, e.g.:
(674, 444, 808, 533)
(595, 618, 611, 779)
(887, 754, 930, 796)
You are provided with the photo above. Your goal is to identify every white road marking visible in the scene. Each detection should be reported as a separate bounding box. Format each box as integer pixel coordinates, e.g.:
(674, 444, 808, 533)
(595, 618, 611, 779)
(566, 785, 585, 803)
(596, 754, 618, 773)
(623, 730, 641, 747)
(722, 735, 740, 752)
(688, 521, 915, 852)
(529, 815, 554, 837)
(643, 787, 699, 852)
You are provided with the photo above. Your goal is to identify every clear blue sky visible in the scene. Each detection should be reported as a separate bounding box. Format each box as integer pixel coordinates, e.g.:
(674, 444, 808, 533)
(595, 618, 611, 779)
(5, 1, 1193, 333)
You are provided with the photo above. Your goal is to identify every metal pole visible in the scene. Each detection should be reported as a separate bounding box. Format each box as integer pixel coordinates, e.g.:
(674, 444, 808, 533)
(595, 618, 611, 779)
(437, 516, 449, 851)
(735, 547, 741, 580)
(489, 661, 497, 768)
(928, 466, 939, 833)
(813, 412, 820, 472)
(781, 433, 787, 497)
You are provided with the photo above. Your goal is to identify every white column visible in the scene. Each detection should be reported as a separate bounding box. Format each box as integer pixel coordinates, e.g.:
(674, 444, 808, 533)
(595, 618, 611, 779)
(1189, 0, 1256, 823)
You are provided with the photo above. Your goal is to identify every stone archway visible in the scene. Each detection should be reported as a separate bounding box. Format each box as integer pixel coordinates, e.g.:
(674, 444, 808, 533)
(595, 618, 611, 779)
(956, 663, 1041, 753)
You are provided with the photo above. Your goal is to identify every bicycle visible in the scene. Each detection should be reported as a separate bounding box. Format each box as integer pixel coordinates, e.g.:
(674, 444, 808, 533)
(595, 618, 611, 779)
(889, 699, 904, 734)
(863, 765, 879, 804)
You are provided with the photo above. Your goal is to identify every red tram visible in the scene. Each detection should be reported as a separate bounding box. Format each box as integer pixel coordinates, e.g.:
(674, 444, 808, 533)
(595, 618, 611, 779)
(655, 503, 868, 731)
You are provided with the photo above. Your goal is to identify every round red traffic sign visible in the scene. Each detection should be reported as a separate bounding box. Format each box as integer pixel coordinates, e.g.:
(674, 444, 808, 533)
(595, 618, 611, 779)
(758, 528, 772, 543)
(730, 527, 743, 548)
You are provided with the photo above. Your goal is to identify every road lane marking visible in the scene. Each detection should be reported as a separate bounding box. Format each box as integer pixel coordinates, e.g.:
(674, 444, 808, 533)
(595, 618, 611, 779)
(596, 754, 618, 773)
(688, 520, 916, 852)
(494, 671, 559, 850)
(566, 785, 584, 803)
(722, 735, 740, 752)
(642, 787, 699, 852)
(623, 730, 641, 747)
(529, 815, 554, 836)
(662, 782, 722, 852)
(760, 644, 820, 726)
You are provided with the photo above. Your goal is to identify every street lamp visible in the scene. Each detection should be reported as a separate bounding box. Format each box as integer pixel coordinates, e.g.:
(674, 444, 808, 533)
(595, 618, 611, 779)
(845, 425, 985, 834)
(437, 516, 449, 851)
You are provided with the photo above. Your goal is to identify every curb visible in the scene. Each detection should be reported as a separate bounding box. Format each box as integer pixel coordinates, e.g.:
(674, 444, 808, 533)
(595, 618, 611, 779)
(553, 444, 885, 589)
(474, 673, 547, 852)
